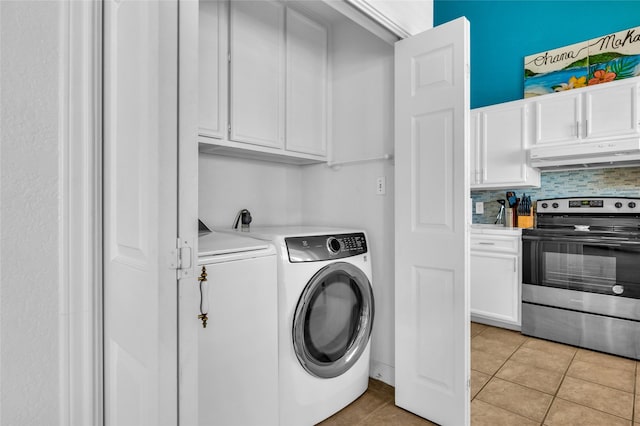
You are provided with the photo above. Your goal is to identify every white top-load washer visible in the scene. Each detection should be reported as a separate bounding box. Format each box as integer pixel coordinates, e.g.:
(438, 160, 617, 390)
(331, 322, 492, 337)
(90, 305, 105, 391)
(196, 231, 279, 426)
(225, 226, 375, 426)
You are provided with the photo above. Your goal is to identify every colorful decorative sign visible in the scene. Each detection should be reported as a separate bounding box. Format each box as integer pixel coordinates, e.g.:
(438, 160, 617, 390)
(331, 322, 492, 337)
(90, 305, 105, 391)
(524, 25, 640, 97)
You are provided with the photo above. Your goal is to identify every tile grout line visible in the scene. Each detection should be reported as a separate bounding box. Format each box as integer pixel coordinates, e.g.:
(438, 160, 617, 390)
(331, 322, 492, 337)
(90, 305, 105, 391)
(539, 345, 578, 426)
(472, 324, 640, 425)
(355, 400, 393, 426)
(633, 361, 637, 425)
(558, 354, 638, 422)
(471, 330, 534, 419)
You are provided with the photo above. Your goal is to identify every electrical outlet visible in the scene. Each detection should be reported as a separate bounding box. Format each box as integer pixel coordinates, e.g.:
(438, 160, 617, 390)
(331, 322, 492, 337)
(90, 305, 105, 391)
(476, 202, 484, 214)
(376, 177, 386, 195)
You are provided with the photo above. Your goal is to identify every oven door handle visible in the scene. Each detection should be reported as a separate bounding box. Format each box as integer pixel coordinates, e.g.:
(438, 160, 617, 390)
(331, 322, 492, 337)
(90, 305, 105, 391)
(522, 235, 640, 247)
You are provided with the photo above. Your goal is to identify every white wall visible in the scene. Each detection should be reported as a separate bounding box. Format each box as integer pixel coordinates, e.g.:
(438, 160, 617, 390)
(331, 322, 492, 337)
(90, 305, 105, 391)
(199, 154, 304, 228)
(302, 18, 396, 385)
(1, 1, 63, 424)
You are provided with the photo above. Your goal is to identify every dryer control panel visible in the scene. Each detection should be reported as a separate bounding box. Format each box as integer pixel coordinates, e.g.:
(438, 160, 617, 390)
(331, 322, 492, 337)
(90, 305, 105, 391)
(286, 233, 367, 262)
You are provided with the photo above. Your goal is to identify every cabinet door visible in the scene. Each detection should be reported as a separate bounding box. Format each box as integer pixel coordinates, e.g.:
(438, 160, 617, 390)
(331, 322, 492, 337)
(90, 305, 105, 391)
(199, 0, 228, 139)
(482, 104, 529, 186)
(470, 251, 520, 325)
(534, 92, 582, 145)
(285, 8, 328, 156)
(585, 81, 640, 140)
(197, 257, 278, 426)
(230, 0, 285, 148)
(469, 111, 481, 185)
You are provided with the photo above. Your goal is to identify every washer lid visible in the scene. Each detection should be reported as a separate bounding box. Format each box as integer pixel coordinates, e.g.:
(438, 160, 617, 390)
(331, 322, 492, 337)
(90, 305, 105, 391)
(198, 231, 271, 257)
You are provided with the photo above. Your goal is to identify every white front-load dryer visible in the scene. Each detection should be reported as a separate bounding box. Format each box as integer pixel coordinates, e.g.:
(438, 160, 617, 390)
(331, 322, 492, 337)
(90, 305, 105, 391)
(239, 226, 374, 426)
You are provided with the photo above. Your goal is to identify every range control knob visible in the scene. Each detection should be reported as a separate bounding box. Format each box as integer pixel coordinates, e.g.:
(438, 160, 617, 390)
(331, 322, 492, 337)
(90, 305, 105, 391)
(541, 202, 548, 209)
(327, 237, 341, 254)
(552, 202, 559, 208)
(629, 202, 637, 208)
(615, 202, 623, 208)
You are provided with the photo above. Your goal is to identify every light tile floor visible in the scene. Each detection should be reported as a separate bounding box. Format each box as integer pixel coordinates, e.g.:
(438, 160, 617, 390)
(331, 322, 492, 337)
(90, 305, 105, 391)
(319, 322, 639, 425)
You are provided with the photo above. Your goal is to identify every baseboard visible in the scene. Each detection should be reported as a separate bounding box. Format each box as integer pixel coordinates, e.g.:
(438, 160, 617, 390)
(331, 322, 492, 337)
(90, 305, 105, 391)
(369, 359, 395, 387)
(471, 314, 521, 331)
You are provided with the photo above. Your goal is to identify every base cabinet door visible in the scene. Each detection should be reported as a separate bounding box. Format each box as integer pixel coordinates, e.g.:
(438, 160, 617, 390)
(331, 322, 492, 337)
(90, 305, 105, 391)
(470, 250, 520, 328)
(197, 256, 278, 426)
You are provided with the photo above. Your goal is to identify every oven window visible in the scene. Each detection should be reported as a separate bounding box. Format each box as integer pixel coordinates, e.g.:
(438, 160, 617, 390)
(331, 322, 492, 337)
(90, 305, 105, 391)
(544, 252, 616, 291)
(523, 238, 640, 298)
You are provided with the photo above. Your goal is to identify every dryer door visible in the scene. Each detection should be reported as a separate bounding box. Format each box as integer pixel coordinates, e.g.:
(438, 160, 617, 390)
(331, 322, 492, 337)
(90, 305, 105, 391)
(292, 262, 374, 378)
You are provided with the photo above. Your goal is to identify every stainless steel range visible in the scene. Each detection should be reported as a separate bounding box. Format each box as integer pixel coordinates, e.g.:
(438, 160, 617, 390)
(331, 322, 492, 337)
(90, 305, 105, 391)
(521, 197, 640, 360)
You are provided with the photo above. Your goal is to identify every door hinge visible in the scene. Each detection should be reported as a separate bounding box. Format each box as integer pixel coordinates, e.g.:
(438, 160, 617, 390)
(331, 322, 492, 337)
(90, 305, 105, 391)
(170, 238, 193, 279)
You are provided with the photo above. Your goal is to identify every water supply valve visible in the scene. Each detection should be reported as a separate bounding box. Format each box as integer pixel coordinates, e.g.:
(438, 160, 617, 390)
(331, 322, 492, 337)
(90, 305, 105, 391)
(233, 208, 252, 232)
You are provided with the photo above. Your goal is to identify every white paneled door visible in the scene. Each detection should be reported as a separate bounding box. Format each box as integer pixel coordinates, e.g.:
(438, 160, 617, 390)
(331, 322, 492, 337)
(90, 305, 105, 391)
(394, 17, 471, 426)
(103, 1, 180, 425)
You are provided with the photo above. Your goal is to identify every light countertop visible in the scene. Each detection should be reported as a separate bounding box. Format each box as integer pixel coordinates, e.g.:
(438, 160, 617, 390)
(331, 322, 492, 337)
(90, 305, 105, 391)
(471, 224, 523, 236)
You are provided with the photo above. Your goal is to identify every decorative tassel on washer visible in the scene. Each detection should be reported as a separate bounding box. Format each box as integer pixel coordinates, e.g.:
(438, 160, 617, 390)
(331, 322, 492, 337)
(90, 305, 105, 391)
(198, 266, 209, 328)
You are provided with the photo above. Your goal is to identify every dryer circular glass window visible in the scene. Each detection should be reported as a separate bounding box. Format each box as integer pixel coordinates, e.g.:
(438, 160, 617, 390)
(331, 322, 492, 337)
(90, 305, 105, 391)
(292, 262, 374, 379)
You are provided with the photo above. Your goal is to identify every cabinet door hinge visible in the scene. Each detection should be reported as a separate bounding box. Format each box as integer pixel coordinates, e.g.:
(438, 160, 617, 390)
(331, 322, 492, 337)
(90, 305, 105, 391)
(170, 238, 193, 279)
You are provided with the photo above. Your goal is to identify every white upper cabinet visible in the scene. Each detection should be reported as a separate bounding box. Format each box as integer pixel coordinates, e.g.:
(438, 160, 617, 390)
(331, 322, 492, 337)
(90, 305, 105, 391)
(199, 0, 228, 139)
(229, 0, 286, 149)
(470, 100, 540, 189)
(285, 7, 328, 156)
(199, 0, 329, 163)
(534, 78, 640, 146)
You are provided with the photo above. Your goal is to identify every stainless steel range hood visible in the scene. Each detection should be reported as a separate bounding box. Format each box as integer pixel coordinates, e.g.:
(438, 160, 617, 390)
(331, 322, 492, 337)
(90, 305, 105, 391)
(529, 139, 640, 170)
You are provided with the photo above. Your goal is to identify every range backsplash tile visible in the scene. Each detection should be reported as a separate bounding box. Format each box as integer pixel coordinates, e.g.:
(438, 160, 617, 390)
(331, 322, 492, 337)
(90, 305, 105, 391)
(472, 167, 640, 224)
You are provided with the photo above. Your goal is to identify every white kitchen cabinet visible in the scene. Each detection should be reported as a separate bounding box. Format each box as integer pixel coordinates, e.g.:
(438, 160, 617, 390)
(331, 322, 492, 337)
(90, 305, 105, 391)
(199, 0, 328, 163)
(197, 255, 278, 426)
(285, 7, 328, 156)
(470, 101, 540, 189)
(470, 227, 522, 330)
(229, 0, 286, 149)
(199, 0, 228, 139)
(534, 77, 640, 146)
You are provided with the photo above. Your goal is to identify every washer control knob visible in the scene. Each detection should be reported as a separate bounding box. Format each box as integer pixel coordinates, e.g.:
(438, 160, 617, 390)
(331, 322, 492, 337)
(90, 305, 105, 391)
(615, 202, 623, 208)
(541, 202, 548, 209)
(629, 202, 637, 208)
(327, 237, 341, 254)
(552, 202, 559, 208)
(612, 285, 624, 295)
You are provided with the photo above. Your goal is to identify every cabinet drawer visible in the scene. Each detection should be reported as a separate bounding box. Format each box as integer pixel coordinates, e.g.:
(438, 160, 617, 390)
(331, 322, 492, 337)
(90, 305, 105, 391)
(470, 235, 519, 253)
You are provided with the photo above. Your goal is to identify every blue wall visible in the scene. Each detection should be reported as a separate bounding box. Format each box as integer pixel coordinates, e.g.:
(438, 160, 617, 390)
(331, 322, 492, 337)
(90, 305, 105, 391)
(434, 1, 640, 108)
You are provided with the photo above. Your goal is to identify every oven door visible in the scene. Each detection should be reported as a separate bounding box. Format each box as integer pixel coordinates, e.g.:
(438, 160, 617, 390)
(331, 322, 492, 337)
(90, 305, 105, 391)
(522, 233, 640, 298)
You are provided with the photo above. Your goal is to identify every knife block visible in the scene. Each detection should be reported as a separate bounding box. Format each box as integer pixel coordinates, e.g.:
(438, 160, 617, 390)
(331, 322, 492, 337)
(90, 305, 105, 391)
(517, 211, 534, 228)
